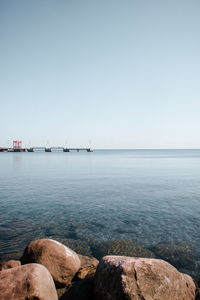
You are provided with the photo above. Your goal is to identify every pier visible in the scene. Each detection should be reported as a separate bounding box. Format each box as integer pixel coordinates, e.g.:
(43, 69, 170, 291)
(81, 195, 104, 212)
(0, 147, 93, 153)
(0, 141, 93, 153)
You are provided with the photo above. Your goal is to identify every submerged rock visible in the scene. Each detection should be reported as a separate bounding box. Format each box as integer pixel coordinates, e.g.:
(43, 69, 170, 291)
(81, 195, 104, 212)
(21, 238, 81, 286)
(94, 256, 196, 300)
(0, 263, 58, 300)
(0, 259, 21, 271)
(54, 237, 92, 257)
(90, 239, 155, 260)
(0, 219, 46, 255)
(0, 252, 22, 262)
(152, 242, 196, 270)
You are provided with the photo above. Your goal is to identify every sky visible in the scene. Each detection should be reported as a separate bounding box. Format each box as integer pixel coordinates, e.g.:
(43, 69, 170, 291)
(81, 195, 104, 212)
(0, 0, 200, 149)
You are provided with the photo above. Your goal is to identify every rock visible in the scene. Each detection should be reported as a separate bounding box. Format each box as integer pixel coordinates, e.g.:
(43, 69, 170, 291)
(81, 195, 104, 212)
(196, 288, 200, 300)
(57, 255, 98, 298)
(0, 219, 45, 255)
(106, 240, 155, 258)
(21, 239, 81, 286)
(59, 278, 94, 300)
(76, 255, 99, 280)
(94, 256, 196, 300)
(0, 263, 58, 300)
(57, 286, 69, 299)
(0, 252, 22, 262)
(0, 259, 21, 271)
(90, 239, 155, 260)
(152, 242, 196, 270)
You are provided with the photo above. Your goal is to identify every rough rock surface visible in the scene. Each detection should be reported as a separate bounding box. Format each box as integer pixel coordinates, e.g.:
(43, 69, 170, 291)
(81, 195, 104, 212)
(21, 239, 81, 286)
(94, 256, 196, 300)
(0, 259, 21, 271)
(76, 254, 99, 280)
(0, 263, 58, 300)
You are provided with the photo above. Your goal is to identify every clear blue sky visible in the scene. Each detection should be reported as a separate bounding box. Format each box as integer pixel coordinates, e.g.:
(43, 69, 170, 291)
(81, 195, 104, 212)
(0, 0, 200, 149)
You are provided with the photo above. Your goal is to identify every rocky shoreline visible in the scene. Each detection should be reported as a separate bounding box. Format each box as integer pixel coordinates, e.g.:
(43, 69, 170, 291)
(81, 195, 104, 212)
(0, 238, 199, 299)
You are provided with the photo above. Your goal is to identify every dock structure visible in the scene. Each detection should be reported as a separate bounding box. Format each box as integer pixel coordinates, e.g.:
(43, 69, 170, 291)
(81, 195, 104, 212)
(0, 141, 93, 153)
(0, 147, 93, 153)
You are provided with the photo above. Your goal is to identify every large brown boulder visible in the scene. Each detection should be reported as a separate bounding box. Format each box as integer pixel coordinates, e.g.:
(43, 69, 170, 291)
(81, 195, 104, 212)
(0, 259, 21, 271)
(94, 256, 196, 300)
(21, 239, 81, 286)
(0, 263, 58, 300)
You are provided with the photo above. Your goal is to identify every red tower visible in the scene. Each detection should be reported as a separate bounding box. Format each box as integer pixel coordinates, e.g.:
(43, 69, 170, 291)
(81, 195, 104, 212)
(13, 141, 22, 150)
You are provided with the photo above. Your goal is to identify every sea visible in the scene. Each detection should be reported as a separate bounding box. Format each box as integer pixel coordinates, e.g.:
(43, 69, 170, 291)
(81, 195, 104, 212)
(0, 149, 200, 279)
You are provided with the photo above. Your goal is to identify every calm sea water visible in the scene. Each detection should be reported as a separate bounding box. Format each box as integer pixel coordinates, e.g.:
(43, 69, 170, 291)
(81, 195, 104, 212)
(0, 150, 200, 276)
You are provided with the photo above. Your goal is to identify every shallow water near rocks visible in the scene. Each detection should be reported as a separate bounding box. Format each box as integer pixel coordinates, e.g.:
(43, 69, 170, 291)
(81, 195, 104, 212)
(0, 150, 200, 278)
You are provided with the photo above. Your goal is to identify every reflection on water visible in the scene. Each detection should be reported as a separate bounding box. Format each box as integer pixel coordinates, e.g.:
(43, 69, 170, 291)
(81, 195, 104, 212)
(0, 150, 200, 280)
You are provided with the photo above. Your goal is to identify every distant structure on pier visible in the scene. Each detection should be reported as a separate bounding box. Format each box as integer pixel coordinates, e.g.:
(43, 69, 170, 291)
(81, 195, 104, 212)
(13, 140, 22, 150)
(0, 141, 93, 153)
